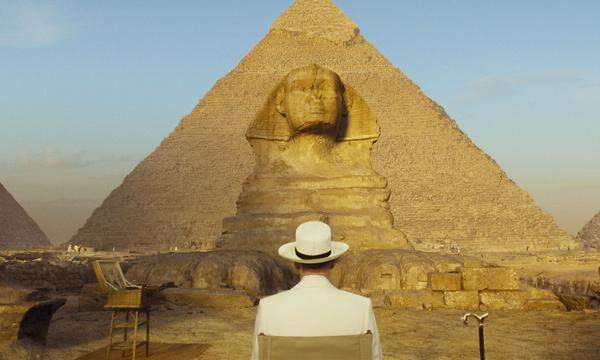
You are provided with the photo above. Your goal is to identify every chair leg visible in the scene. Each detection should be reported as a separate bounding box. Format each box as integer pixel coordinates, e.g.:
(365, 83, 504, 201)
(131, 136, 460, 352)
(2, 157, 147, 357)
(122, 311, 130, 357)
(145, 311, 150, 357)
(106, 311, 117, 360)
(131, 311, 139, 360)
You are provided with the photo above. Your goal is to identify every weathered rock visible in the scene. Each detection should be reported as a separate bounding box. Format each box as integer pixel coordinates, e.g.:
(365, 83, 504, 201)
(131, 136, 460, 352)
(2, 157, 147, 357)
(522, 286, 578, 311)
(159, 288, 254, 308)
(0, 183, 51, 250)
(462, 267, 520, 291)
(523, 299, 567, 311)
(0, 257, 94, 293)
(331, 250, 479, 292)
(430, 273, 462, 291)
(69, 0, 577, 254)
(359, 289, 390, 309)
(444, 291, 479, 309)
(126, 251, 294, 299)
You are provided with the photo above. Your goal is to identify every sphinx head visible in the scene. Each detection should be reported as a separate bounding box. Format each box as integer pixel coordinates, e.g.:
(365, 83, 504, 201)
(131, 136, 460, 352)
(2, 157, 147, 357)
(276, 64, 344, 135)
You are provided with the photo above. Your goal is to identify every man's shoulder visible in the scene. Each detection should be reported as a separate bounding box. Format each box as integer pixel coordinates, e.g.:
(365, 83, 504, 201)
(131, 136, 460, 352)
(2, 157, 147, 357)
(336, 289, 372, 306)
(259, 287, 371, 307)
(259, 290, 291, 306)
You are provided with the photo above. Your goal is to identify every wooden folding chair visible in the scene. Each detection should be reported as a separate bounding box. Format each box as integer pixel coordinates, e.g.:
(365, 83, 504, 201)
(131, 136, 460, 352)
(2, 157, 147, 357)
(258, 331, 373, 360)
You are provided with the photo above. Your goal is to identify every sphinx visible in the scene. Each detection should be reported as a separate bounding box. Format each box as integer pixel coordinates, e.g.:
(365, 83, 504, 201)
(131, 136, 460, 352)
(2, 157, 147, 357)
(218, 64, 409, 253)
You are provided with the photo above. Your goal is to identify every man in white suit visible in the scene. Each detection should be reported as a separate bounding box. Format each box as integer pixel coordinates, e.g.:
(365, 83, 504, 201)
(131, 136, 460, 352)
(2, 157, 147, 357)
(251, 221, 383, 359)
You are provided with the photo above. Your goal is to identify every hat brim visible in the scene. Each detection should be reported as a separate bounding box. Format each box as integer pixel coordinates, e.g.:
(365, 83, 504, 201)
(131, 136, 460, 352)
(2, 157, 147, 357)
(278, 241, 349, 264)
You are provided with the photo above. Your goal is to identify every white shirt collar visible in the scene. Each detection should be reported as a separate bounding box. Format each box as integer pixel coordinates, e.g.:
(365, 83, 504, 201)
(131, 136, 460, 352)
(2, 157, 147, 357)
(292, 274, 336, 290)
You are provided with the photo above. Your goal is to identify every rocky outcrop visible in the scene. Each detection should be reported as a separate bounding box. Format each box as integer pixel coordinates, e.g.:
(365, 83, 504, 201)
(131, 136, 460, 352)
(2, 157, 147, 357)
(0, 183, 50, 250)
(125, 251, 295, 300)
(576, 211, 600, 249)
(0, 253, 94, 292)
(70, 0, 576, 253)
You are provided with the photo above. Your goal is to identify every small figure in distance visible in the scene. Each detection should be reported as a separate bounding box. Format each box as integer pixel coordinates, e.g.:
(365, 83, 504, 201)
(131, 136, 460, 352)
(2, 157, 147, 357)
(251, 221, 382, 360)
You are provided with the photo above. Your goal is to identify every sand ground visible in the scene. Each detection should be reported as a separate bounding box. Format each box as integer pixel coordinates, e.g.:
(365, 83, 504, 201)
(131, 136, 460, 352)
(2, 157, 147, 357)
(1, 297, 598, 360)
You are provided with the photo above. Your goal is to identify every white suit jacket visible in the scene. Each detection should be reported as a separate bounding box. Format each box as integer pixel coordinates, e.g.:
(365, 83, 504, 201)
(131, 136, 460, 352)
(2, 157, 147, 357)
(251, 275, 382, 360)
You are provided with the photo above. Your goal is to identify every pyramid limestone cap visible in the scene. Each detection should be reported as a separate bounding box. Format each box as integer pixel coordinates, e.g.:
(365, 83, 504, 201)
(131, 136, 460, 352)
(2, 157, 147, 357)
(271, 0, 360, 43)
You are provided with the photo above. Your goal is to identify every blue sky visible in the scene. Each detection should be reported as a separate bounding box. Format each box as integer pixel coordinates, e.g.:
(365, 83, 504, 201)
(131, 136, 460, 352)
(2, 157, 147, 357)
(1, 0, 599, 243)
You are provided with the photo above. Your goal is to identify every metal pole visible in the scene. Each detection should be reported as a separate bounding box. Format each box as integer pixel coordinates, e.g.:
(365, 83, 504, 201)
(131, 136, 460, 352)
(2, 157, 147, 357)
(478, 322, 485, 360)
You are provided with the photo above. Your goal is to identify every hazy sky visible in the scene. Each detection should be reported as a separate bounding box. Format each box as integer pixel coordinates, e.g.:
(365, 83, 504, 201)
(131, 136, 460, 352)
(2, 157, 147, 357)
(1, 0, 599, 244)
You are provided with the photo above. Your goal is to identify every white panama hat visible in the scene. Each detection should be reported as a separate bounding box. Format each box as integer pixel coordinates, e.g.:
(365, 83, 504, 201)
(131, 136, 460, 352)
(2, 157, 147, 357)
(278, 221, 349, 264)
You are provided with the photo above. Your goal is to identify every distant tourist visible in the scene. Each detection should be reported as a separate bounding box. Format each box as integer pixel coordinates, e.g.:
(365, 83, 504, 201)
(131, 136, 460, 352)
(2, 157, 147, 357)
(251, 221, 382, 359)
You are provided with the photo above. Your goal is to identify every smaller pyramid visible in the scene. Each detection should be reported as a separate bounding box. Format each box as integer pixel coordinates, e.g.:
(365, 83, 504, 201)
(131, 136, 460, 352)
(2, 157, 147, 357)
(576, 211, 600, 249)
(0, 182, 51, 250)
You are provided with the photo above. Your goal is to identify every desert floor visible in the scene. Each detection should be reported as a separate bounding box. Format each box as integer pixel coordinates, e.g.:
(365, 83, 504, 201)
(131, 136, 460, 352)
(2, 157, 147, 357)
(1, 297, 598, 360)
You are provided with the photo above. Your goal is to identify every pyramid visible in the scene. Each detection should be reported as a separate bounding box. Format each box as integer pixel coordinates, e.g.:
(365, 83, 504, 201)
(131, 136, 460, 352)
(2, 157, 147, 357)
(576, 211, 600, 249)
(0, 182, 51, 250)
(71, 0, 577, 253)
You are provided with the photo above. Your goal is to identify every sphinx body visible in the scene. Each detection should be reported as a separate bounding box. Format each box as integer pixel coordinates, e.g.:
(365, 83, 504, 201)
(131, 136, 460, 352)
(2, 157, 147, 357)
(216, 64, 409, 254)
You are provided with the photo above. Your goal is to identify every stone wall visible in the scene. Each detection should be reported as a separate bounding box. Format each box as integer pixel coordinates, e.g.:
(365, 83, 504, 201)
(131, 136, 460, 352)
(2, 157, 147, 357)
(332, 250, 566, 311)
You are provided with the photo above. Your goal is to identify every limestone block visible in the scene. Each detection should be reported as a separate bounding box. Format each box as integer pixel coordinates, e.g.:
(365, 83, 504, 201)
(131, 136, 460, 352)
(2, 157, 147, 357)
(388, 290, 444, 310)
(479, 291, 527, 310)
(159, 288, 254, 308)
(430, 273, 462, 291)
(462, 267, 520, 291)
(443, 291, 479, 309)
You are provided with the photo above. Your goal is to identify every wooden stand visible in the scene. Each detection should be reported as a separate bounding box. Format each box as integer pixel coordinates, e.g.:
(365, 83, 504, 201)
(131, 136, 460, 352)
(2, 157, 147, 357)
(105, 305, 150, 360)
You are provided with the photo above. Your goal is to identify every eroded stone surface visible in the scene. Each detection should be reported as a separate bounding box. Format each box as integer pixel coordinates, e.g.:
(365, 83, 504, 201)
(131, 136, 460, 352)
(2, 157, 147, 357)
(125, 251, 294, 300)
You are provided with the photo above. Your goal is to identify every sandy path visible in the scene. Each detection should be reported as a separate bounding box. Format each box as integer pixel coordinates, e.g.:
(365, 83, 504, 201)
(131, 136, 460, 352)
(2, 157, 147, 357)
(1, 303, 598, 359)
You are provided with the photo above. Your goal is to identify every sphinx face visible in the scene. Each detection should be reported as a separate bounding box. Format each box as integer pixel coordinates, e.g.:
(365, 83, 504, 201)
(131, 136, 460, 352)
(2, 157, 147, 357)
(281, 65, 343, 134)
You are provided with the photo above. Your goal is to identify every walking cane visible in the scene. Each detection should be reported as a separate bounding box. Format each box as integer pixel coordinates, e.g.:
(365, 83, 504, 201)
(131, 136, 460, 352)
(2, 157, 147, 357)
(462, 313, 488, 360)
